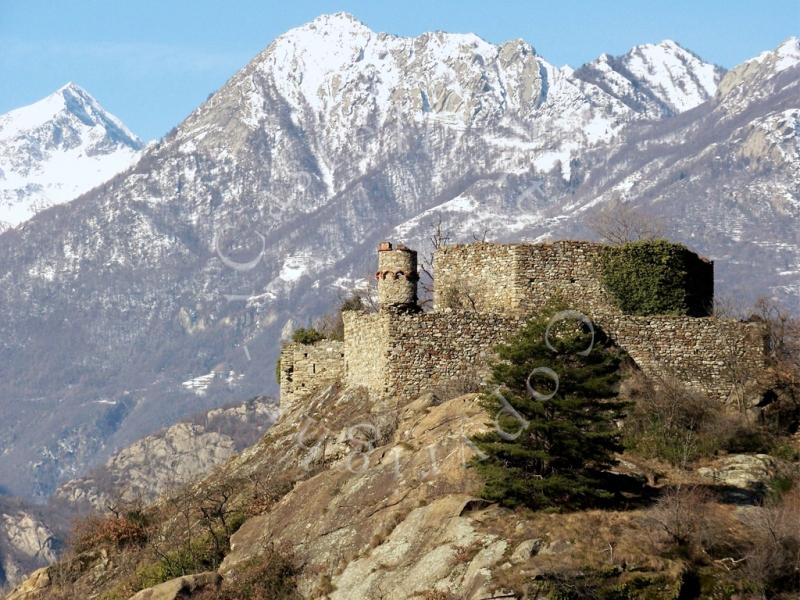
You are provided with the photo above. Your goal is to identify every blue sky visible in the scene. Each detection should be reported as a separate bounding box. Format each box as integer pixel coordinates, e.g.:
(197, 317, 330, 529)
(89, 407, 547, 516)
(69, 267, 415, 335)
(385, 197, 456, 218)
(1, 0, 797, 140)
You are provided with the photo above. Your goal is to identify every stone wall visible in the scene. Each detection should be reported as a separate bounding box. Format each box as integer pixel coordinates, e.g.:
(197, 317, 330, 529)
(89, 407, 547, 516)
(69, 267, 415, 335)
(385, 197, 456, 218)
(383, 310, 524, 400)
(434, 241, 620, 317)
(602, 315, 767, 400)
(432, 241, 764, 401)
(279, 241, 767, 408)
(434, 243, 519, 313)
(435, 241, 715, 319)
(342, 312, 389, 393)
(342, 308, 523, 401)
(279, 340, 344, 414)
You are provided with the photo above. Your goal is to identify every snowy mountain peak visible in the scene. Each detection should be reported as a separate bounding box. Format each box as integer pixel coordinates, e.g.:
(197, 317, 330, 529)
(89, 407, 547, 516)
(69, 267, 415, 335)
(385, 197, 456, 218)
(718, 37, 800, 100)
(303, 11, 373, 33)
(619, 40, 723, 111)
(577, 39, 724, 117)
(0, 85, 143, 231)
(0, 83, 141, 147)
(753, 36, 800, 72)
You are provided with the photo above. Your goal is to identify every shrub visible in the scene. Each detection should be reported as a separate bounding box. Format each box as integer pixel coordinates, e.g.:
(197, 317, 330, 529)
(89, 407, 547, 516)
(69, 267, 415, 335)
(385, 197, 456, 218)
(193, 546, 300, 600)
(646, 486, 715, 556)
(741, 487, 800, 596)
(71, 508, 150, 553)
(601, 240, 712, 316)
(291, 327, 325, 345)
(471, 312, 626, 510)
(623, 375, 770, 467)
(135, 535, 219, 589)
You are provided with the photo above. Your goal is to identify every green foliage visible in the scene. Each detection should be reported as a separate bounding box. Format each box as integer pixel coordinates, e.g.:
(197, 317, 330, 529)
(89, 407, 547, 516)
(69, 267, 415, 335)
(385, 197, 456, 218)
(291, 327, 325, 345)
(135, 535, 220, 589)
(770, 441, 800, 462)
(601, 240, 708, 316)
(471, 313, 626, 510)
(132, 502, 248, 591)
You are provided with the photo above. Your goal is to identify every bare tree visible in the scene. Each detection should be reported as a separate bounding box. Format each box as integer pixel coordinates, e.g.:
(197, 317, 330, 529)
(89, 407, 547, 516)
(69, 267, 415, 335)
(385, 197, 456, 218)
(741, 487, 800, 596)
(418, 217, 452, 308)
(646, 485, 714, 551)
(590, 201, 664, 245)
(751, 298, 800, 372)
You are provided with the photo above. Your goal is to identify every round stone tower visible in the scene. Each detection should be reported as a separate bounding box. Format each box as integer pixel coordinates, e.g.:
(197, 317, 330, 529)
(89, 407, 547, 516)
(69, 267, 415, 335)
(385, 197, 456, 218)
(376, 241, 418, 310)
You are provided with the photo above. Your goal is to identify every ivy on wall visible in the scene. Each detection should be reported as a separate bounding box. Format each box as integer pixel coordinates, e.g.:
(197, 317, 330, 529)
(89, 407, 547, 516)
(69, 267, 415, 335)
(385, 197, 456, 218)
(601, 240, 712, 316)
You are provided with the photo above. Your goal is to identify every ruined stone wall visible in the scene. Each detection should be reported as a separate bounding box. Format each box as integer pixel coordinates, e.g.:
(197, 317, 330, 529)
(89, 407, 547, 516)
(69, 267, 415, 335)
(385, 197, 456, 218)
(382, 310, 524, 400)
(279, 242, 766, 408)
(434, 243, 520, 313)
(432, 241, 764, 401)
(513, 241, 616, 317)
(602, 315, 767, 401)
(342, 312, 390, 394)
(279, 341, 344, 414)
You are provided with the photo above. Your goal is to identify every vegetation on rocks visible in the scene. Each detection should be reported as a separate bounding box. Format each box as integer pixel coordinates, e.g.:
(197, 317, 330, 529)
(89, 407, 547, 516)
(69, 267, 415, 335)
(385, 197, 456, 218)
(290, 327, 326, 345)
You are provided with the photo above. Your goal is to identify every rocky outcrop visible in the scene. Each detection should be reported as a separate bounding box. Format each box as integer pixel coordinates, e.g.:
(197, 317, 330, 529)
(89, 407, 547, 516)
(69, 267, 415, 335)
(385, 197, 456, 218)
(128, 572, 221, 600)
(56, 398, 278, 510)
(0, 505, 59, 591)
(2, 567, 50, 600)
(697, 453, 778, 497)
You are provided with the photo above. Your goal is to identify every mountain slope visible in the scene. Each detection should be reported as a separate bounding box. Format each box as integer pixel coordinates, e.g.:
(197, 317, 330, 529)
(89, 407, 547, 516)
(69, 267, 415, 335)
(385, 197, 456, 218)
(0, 15, 794, 501)
(0, 83, 143, 231)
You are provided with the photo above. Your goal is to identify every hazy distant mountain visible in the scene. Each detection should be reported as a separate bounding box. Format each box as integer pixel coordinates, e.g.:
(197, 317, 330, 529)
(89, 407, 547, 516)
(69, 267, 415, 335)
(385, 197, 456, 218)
(0, 14, 796, 500)
(0, 83, 143, 231)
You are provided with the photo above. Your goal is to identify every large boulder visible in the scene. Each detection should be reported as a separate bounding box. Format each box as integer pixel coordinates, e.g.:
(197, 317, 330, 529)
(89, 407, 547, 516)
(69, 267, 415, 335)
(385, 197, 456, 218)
(3, 567, 50, 600)
(697, 453, 777, 498)
(127, 572, 221, 600)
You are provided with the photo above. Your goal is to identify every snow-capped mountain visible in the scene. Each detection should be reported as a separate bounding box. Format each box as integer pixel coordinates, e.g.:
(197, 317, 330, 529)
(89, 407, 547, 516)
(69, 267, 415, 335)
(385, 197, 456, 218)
(576, 40, 724, 118)
(0, 14, 796, 501)
(0, 83, 143, 231)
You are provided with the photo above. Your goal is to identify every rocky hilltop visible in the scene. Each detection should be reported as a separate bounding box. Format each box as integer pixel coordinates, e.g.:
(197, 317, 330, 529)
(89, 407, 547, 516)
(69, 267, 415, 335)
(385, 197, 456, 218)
(0, 13, 797, 505)
(7, 382, 797, 599)
(5, 237, 799, 599)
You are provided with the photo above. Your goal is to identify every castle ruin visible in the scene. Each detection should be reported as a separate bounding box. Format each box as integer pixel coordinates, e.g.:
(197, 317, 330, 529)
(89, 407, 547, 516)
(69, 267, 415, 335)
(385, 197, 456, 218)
(279, 241, 767, 413)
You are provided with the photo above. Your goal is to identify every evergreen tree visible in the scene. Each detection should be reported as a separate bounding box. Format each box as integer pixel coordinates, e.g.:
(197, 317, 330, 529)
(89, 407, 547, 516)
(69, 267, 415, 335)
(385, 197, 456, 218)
(472, 313, 626, 510)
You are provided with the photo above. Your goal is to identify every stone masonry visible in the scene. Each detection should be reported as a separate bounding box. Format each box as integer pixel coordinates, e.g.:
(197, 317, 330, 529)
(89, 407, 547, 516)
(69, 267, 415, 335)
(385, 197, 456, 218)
(280, 240, 767, 409)
(279, 341, 344, 414)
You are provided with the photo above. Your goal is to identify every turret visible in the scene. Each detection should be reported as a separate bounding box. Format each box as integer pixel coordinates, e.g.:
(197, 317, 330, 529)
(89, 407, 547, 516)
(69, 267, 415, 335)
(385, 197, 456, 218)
(376, 241, 418, 310)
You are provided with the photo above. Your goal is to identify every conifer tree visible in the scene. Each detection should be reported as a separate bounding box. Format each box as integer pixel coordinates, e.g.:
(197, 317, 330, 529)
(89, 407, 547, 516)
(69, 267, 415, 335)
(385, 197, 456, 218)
(472, 312, 626, 510)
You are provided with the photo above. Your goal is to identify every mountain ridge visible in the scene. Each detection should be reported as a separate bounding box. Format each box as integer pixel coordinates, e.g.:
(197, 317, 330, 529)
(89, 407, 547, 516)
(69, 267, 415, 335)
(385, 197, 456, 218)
(0, 14, 796, 503)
